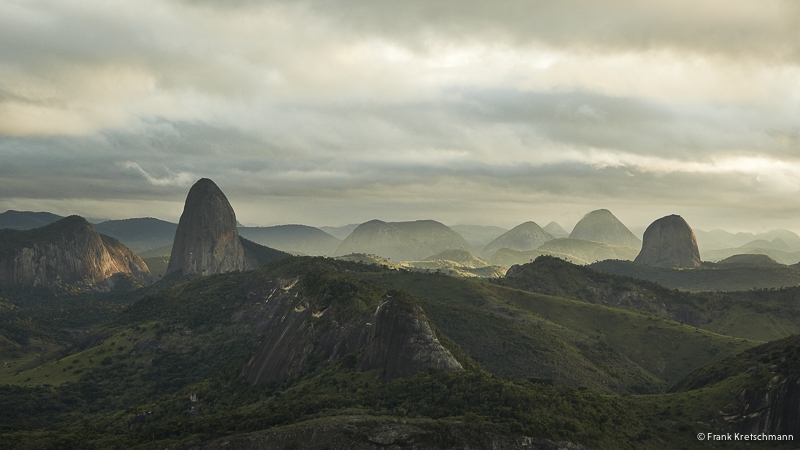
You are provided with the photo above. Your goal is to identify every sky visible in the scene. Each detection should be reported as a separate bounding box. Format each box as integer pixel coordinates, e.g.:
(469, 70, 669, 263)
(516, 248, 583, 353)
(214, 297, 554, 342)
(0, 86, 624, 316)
(1, 0, 799, 232)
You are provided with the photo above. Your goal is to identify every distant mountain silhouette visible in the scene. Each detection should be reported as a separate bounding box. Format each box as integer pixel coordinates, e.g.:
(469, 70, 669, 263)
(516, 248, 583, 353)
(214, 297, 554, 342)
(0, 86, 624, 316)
(543, 221, 569, 238)
(449, 224, 508, 250)
(0, 210, 63, 230)
(93, 218, 178, 253)
(334, 220, 471, 261)
(319, 223, 360, 240)
(238, 225, 341, 256)
(569, 209, 641, 248)
(490, 238, 638, 267)
(481, 221, 554, 258)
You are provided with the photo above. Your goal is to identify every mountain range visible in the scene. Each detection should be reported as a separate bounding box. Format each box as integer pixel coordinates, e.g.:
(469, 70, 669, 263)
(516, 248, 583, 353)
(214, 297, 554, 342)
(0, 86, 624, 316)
(5, 182, 800, 448)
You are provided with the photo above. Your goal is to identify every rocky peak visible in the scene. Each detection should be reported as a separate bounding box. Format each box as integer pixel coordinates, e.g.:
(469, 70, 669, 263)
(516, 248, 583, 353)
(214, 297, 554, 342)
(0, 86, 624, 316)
(167, 178, 247, 276)
(0, 215, 152, 287)
(358, 291, 463, 381)
(634, 215, 701, 268)
(241, 278, 462, 385)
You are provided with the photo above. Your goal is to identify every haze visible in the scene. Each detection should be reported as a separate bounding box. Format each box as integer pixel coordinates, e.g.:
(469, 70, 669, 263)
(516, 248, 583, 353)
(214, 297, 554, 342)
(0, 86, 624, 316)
(2, 0, 799, 232)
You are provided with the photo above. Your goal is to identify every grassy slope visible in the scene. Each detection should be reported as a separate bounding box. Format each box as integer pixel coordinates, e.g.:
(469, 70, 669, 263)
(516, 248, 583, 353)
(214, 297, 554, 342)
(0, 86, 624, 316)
(592, 259, 800, 292)
(1, 257, 796, 449)
(356, 271, 754, 387)
(502, 256, 800, 342)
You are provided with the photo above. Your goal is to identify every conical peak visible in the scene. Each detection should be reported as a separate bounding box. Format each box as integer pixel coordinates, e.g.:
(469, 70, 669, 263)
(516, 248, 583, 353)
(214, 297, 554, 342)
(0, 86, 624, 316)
(569, 208, 641, 248)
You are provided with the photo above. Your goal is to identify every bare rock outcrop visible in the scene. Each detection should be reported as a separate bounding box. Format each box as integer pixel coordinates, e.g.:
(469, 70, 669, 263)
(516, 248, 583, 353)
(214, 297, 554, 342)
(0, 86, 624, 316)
(357, 291, 463, 381)
(241, 283, 462, 384)
(167, 178, 248, 276)
(0, 215, 152, 287)
(634, 215, 701, 268)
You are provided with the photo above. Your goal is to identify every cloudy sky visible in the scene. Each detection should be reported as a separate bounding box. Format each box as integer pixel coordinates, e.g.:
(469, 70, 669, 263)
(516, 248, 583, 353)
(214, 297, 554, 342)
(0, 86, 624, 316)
(1, 0, 799, 231)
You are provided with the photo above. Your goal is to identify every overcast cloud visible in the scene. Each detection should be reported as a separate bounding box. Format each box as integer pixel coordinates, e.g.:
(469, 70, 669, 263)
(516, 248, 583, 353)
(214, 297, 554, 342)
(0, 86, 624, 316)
(1, 0, 799, 231)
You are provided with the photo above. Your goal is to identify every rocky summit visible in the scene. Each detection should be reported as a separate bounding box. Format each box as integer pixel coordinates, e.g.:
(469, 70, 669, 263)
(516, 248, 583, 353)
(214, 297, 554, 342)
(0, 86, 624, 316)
(0, 215, 152, 288)
(634, 214, 701, 268)
(167, 178, 248, 276)
(569, 209, 641, 248)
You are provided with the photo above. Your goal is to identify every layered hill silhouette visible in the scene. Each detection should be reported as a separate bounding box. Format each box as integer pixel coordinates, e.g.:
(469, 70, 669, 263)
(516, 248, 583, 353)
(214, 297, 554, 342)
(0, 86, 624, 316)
(238, 224, 341, 256)
(449, 224, 508, 250)
(92, 217, 178, 253)
(569, 209, 642, 248)
(0, 210, 63, 230)
(480, 221, 554, 258)
(334, 219, 471, 261)
(0, 215, 152, 288)
(319, 223, 360, 240)
(489, 238, 638, 267)
(543, 221, 569, 238)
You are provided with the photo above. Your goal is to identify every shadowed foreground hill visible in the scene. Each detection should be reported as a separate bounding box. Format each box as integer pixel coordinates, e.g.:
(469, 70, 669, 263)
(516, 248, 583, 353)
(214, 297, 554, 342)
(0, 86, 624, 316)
(501, 256, 800, 342)
(1, 256, 798, 449)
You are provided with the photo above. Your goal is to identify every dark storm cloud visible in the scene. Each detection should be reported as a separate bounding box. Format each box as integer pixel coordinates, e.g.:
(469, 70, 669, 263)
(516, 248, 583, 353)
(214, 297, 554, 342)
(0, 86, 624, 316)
(1, 0, 799, 230)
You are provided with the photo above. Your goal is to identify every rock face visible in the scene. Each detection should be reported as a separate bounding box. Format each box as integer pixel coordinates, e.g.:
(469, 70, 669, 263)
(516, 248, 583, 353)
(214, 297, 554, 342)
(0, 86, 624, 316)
(357, 291, 463, 381)
(167, 178, 248, 276)
(634, 215, 701, 268)
(241, 281, 462, 384)
(334, 220, 471, 261)
(481, 221, 554, 258)
(0, 215, 152, 287)
(569, 209, 641, 248)
(724, 375, 800, 436)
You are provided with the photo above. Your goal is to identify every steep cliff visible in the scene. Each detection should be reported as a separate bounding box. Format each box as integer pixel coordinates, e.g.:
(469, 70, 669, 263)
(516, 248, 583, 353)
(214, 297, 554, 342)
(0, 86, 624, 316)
(634, 215, 701, 268)
(241, 271, 462, 384)
(671, 334, 800, 436)
(0, 215, 152, 287)
(167, 178, 249, 276)
(357, 291, 463, 381)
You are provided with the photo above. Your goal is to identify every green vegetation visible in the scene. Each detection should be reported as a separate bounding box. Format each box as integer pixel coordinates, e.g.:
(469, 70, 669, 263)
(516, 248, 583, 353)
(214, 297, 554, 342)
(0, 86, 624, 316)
(490, 238, 638, 267)
(592, 259, 800, 292)
(142, 255, 170, 279)
(504, 256, 800, 342)
(357, 270, 752, 387)
(1, 256, 799, 449)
